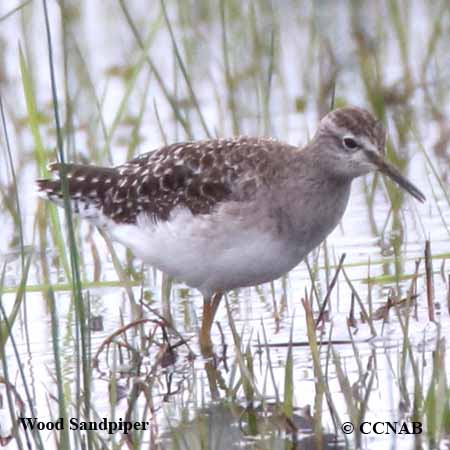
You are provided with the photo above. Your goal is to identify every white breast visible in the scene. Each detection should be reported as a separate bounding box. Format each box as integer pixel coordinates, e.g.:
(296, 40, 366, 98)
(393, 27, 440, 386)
(108, 204, 305, 297)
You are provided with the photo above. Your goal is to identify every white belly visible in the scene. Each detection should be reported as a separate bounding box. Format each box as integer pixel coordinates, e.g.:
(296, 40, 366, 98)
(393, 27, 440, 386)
(108, 205, 304, 297)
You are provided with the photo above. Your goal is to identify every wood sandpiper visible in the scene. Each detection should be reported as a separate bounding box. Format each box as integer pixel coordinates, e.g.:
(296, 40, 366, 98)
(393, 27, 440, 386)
(37, 107, 425, 355)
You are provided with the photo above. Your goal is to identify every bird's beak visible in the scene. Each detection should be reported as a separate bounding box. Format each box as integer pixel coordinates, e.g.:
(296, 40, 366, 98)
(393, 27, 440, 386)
(366, 151, 426, 203)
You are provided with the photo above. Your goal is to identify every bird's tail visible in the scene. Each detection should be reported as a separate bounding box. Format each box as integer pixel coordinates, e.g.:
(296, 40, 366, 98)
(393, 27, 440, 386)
(36, 162, 118, 224)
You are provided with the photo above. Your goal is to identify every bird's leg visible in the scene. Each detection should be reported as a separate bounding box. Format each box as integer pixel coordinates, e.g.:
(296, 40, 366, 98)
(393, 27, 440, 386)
(211, 292, 222, 319)
(199, 292, 223, 357)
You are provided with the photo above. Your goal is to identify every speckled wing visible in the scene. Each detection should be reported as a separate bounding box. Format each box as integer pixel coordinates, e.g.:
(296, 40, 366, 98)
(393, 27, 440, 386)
(37, 137, 296, 224)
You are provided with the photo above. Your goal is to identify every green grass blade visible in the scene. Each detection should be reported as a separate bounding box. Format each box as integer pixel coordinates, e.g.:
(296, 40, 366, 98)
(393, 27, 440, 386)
(0, 256, 31, 351)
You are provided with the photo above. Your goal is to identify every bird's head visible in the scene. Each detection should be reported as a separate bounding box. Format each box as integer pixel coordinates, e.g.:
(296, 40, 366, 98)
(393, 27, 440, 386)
(313, 106, 425, 202)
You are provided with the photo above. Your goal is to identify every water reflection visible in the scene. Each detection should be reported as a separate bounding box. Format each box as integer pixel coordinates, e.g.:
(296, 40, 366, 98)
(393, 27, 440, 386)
(163, 402, 345, 450)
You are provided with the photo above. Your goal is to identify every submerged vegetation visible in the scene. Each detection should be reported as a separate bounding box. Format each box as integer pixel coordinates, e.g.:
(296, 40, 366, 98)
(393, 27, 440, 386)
(0, 0, 450, 449)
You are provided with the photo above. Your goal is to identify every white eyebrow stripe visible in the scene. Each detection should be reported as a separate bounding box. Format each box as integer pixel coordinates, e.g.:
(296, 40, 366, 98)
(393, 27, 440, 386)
(358, 135, 378, 153)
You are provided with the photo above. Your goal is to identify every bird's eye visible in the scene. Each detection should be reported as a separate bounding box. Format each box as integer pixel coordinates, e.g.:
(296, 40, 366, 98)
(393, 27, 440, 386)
(343, 137, 358, 150)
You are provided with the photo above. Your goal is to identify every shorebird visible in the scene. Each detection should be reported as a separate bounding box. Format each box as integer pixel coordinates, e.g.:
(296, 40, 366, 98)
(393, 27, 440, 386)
(37, 107, 425, 355)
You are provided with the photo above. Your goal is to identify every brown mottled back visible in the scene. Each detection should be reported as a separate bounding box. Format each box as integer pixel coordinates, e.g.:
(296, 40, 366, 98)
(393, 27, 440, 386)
(37, 137, 297, 224)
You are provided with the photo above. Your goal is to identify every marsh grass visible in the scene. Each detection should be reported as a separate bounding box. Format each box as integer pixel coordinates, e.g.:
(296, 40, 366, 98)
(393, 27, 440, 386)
(0, 1, 449, 449)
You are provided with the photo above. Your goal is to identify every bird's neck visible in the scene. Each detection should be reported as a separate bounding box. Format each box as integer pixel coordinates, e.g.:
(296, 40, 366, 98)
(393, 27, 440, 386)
(277, 150, 352, 251)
